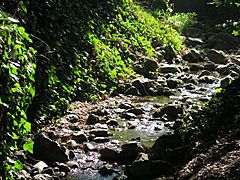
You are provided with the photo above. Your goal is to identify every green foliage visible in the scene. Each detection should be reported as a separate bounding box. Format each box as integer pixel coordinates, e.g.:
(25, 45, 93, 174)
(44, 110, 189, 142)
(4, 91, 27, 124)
(0, 11, 36, 178)
(164, 12, 197, 33)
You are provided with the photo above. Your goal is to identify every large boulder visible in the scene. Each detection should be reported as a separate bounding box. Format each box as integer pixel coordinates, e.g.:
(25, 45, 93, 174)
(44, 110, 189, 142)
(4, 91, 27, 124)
(206, 49, 227, 64)
(119, 142, 145, 164)
(150, 134, 189, 164)
(125, 153, 172, 178)
(33, 134, 69, 163)
(207, 32, 239, 50)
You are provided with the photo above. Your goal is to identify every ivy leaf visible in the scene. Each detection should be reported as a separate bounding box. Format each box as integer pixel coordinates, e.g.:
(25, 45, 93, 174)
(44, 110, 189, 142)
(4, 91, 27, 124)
(23, 140, 34, 154)
(14, 160, 23, 170)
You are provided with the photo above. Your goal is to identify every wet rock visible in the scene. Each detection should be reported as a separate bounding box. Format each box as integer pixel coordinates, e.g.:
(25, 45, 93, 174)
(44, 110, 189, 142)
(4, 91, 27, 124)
(99, 164, 114, 176)
(164, 45, 177, 63)
(100, 148, 119, 162)
(199, 75, 216, 83)
(131, 77, 152, 95)
(106, 119, 119, 126)
(198, 70, 211, 77)
(58, 163, 70, 173)
(185, 28, 204, 38)
(33, 161, 48, 173)
(182, 49, 204, 62)
(189, 64, 204, 71)
(119, 102, 133, 109)
(66, 140, 78, 149)
(66, 114, 80, 123)
(127, 108, 145, 115)
(220, 76, 234, 88)
(94, 123, 108, 129)
(33, 134, 69, 163)
(186, 37, 204, 46)
(143, 58, 159, 72)
(93, 137, 110, 143)
(89, 128, 110, 137)
(206, 49, 227, 64)
(185, 83, 197, 90)
(207, 32, 239, 50)
(231, 55, 240, 65)
(204, 61, 217, 71)
(119, 143, 145, 164)
(72, 132, 88, 143)
(125, 153, 172, 178)
(33, 174, 53, 180)
(150, 134, 189, 164)
(86, 114, 100, 125)
(69, 150, 75, 159)
(160, 64, 181, 73)
(83, 143, 95, 152)
(167, 78, 183, 89)
(153, 103, 183, 119)
(216, 64, 229, 75)
(120, 112, 136, 120)
(66, 161, 79, 169)
(91, 109, 108, 116)
(42, 168, 54, 176)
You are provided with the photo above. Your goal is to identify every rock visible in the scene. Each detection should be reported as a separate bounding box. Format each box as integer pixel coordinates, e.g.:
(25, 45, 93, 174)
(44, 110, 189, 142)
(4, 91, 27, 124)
(33, 134, 69, 163)
(153, 103, 183, 119)
(198, 70, 211, 77)
(42, 168, 54, 176)
(125, 153, 172, 178)
(69, 150, 75, 159)
(125, 86, 141, 96)
(58, 163, 70, 173)
(91, 109, 108, 116)
(106, 119, 119, 126)
(207, 32, 239, 50)
(160, 64, 181, 73)
(83, 143, 95, 152)
(66, 161, 79, 168)
(66, 114, 80, 123)
(33, 161, 48, 173)
(206, 49, 227, 64)
(150, 134, 189, 164)
(167, 78, 183, 89)
(89, 128, 110, 137)
(199, 75, 216, 83)
(216, 64, 229, 75)
(127, 108, 145, 115)
(99, 164, 114, 176)
(33, 174, 53, 180)
(186, 37, 204, 46)
(72, 132, 88, 143)
(100, 148, 119, 162)
(220, 76, 234, 88)
(185, 83, 197, 90)
(119, 102, 133, 109)
(93, 137, 110, 143)
(143, 58, 159, 72)
(185, 28, 204, 38)
(189, 64, 204, 71)
(164, 45, 177, 63)
(66, 140, 78, 149)
(131, 77, 151, 95)
(204, 62, 217, 71)
(119, 143, 145, 164)
(86, 114, 100, 125)
(120, 112, 136, 120)
(231, 55, 240, 65)
(182, 49, 203, 62)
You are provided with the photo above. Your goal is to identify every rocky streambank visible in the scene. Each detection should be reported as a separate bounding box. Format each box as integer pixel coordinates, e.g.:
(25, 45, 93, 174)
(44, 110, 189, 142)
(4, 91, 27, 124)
(17, 20, 240, 180)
